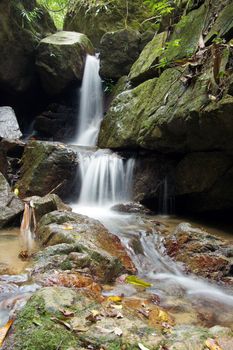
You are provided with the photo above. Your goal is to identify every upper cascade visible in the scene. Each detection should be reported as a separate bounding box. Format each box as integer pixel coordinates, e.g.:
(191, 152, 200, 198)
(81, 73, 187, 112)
(73, 54, 103, 147)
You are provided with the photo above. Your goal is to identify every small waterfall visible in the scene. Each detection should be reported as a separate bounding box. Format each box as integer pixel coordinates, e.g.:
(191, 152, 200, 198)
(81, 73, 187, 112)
(74, 55, 103, 146)
(77, 149, 135, 207)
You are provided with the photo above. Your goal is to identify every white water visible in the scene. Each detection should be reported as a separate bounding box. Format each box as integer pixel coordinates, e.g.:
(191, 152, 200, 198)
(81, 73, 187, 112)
(75, 149, 135, 207)
(74, 55, 103, 146)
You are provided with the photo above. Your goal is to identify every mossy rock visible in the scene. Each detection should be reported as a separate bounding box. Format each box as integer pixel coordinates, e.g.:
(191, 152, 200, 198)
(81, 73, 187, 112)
(64, 0, 156, 48)
(16, 141, 77, 199)
(36, 31, 94, 95)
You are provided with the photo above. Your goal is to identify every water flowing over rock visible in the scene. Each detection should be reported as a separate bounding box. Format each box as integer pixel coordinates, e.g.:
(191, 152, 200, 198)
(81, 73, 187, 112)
(64, 0, 156, 48)
(73, 55, 103, 146)
(0, 172, 24, 228)
(16, 141, 77, 199)
(0, 107, 22, 140)
(36, 31, 94, 95)
(76, 149, 135, 207)
(0, 0, 55, 94)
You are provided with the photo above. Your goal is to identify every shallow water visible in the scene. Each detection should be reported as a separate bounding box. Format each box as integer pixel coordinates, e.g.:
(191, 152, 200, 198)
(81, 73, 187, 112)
(72, 204, 233, 328)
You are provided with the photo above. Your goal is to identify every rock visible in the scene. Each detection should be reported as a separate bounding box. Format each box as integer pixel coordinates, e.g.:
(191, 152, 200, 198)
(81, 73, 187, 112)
(0, 0, 55, 94)
(205, 1, 233, 44)
(163, 4, 207, 63)
(99, 29, 141, 79)
(35, 210, 135, 280)
(163, 222, 233, 282)
(0, 149, 7, 177)
(175, 152, 233, 195)
(34, 103, 76, 141)
(24, 194, 71, 223)
(16, 141, 77, 199)
(0, 107, 22, 139)
(0, 138, 25, 158)
(0, 172, 24, 228)
(129, 32, 168, 85)
(99, 46, 233, 153)
(36, 31, 94, 95)
(111, 202, 153, 215)
(64, 0, 156, 48)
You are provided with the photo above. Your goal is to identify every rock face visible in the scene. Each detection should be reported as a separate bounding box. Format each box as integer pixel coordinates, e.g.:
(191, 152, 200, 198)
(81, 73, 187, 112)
(99, 29, 141, 79)
(16, 141, 77, 199)
(36, 31, 94, 95)
(129, 32, 167, 85)
(0, 107, 22, 139)
(99, 46, 233, 153)
(0, 172, 24, 228)
(64, 0, 155, 47)
(0, 0, 55, 94)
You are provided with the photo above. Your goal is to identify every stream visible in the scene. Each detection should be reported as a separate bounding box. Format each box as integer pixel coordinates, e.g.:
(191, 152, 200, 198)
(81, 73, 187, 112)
(0, 53, 233, 339)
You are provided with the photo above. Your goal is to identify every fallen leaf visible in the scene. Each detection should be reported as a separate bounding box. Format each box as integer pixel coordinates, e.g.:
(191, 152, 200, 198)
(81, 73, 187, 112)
(51, 317, 71, 330)
(205, 338, 223, 350)
(0, 320, 13, 347)
(70, 318, 89, 333)
(138, 343, 150, 350)
(107, 296, 122, 303)
(110, 304, 123, 310)
(63, 224, 74, 230)
(126, 276, 152, 288)
(86, 310, 101, 323)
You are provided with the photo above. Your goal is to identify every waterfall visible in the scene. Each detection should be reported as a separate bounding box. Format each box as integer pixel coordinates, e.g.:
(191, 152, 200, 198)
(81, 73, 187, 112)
(77, 149, 135, 207)
(74, 55, 103, 146)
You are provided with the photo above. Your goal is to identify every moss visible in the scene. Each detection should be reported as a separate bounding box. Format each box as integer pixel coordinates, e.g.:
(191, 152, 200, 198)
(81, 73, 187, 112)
(14, 295, 78, 350)
(60, 259, 73, 270)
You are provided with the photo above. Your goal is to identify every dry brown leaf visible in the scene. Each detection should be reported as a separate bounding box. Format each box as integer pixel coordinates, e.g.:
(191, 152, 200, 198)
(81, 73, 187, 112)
(205, 338, 223, 350)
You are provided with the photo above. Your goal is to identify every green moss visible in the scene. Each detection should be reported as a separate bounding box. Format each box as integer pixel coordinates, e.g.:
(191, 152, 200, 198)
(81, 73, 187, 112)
(60, 259, 73, 270)
(14, 295, 77, 350)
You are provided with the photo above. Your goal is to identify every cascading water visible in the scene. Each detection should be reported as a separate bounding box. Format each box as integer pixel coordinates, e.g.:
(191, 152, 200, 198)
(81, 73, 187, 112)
(71, 53, 233, 325)
(74, 54, 103, 146)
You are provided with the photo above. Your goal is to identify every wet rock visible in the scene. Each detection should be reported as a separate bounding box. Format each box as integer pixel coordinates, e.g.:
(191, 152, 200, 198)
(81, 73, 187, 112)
(99, 29, 141, 79)
(64, 0, 156, 48)
(0, 149, 8, 178)
(129, 31, 168, 85)
(163, 223, 233, 282)
(35, 210, 135, 279)
(0, 107, 22, 140)
(24, 194, 71, 223)
(111, 202, 153, 215)
(16, 141, 77, 199)
(0, 0, 55, 94)
(36, 31, 94, 95)
(0, 172, 24, 228)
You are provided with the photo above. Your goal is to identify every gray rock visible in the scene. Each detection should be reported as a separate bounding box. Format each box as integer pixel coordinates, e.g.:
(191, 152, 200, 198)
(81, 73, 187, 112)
(0, 172, 24, 228)
(0, 107, 22, 139)
(99, 29, 141, 79)
(36, 31, 94, 95)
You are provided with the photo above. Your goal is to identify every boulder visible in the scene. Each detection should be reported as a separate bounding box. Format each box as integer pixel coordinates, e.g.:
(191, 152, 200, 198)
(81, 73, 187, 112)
(16, 141, 77, 199)
(0, 107, 22, 139)
(0, 0, 55, 94)
(35, 210, 135, 277)
(99, 46, 233, 153)
(36, 31, 94, 95)
(64, 0, 156, 48)
(163, 222, 233, 283)
(0, 172, 24, 228)
(129, 32, 167, 85)
(0, 138, 25, 158)
(99, 29, 141, 79)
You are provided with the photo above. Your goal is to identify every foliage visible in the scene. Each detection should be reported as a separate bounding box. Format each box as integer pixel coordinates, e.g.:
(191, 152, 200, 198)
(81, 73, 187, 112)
(38, 0, 70, 28)
(144, 0, 175, 16)
(20, 7, 43, 27)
